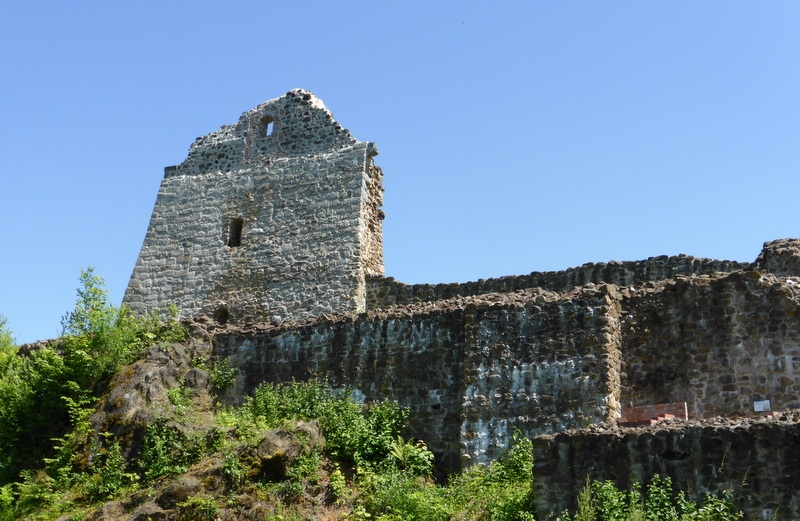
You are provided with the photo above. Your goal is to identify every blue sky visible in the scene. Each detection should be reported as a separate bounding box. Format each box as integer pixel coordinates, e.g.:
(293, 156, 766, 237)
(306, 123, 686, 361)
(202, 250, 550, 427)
(2, 2, 799, 343)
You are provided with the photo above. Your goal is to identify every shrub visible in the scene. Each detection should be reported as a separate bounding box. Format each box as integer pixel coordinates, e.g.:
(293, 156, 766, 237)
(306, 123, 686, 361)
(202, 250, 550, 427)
(178, 495, 219, 521)
(0, 270, 187, 486)
(388, 436, 434, 477)
(556, 475, 743, 521)
(209, 358, 237, 394)
(86, 437, 139, 501)
(60, 268, 187, 387)
(221, 452, 245, 490)
(444, 431, 535, 521)
(139, 419, 206, 482)
(0, 342, 70, 484)
(357, 431, 535, 521)
(246, 379, 408, 469)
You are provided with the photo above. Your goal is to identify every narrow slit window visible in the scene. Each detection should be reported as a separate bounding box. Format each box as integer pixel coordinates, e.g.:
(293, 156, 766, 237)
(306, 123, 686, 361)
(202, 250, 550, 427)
(228, 218, 243, 247)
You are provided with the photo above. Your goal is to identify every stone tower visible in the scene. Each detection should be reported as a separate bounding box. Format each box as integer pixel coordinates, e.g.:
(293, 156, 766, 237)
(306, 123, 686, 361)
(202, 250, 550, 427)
(124, 89, 384, 325)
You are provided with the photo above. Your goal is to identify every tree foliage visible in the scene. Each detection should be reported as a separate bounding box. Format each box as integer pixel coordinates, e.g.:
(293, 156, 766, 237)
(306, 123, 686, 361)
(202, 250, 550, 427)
(0, 268, 186, 486)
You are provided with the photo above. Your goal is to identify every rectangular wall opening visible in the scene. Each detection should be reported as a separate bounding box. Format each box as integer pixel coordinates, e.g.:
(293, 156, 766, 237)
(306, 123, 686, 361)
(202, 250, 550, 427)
(228, 218, 243, 247)
(263, 116, 275, 137)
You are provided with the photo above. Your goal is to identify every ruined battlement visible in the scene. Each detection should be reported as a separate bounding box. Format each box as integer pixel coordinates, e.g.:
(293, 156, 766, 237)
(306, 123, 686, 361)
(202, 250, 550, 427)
(366, 254, 750, 310)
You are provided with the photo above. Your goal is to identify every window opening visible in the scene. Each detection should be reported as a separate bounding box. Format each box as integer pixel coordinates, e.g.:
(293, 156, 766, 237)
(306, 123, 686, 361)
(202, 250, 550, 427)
(263, 116, 275, 137)
(228, 218, 243, 247)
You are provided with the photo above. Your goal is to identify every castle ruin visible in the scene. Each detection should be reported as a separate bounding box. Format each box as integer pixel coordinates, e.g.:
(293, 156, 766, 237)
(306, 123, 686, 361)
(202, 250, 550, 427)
(125, 91, 800, 519)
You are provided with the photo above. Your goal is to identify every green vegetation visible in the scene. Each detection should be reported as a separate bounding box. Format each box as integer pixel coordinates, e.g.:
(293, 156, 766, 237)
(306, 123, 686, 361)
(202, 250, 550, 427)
(354, 431, 535, 521)
(0, 269, 747, 520)
(555, 475, 742, 521)
(0, 268, 187, 519)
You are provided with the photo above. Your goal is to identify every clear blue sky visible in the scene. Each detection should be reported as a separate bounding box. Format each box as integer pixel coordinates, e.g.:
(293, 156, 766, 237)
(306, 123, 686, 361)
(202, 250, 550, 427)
(2, 2, 799, 343)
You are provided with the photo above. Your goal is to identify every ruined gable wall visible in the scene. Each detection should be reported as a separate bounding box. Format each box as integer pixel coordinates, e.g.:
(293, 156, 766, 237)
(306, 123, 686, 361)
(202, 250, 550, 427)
(124, 90, 383, 324)
(210, 286, 620, 472)
(171, 89, 359, 176)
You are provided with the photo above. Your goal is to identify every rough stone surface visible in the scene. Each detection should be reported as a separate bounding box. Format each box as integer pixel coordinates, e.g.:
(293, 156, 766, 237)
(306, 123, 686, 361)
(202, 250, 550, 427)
(209, 285, 621, 471)
(533, 415, 800, 520)
(620, 270, 800, 418)
(154, 477, 202, 510)
(127, 502, 166, 521)
(88, 338, 214, 459)
(124, 89, 384, 326)
(754, 238, 800, 277)
(83, 501, 125, 521)
(118, 91, 800, 518)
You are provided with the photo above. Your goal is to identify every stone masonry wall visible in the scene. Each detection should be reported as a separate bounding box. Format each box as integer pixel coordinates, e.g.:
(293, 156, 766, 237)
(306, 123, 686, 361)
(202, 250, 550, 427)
(124, 90, 383, 325)
(533, 416, 800, 520)
(620, 270, 800, 419)
(360, 157, 384, 277)
(754, 238, 800, 277)
(366, 256, 750, 310)
(210, 286, 620, 472)
(201, 240, 800, 474)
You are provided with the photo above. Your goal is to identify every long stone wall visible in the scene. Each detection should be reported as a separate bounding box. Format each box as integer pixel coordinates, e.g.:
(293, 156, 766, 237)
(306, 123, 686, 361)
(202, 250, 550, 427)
(533, 416, 800, 520)
(210, 286, 620, 472)
(366, 255, 750, 310)
(203, 241, 800, 475)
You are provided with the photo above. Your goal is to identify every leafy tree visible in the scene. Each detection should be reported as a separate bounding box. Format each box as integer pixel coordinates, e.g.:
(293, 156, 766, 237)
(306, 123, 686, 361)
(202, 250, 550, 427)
(0, 316, 13, 354)
(60, 268, 186, 387)
(0, 268, 186, 486)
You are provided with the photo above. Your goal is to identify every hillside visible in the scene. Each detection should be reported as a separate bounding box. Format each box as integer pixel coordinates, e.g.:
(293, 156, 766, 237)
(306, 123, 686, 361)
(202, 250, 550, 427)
(0, 268, 755, 520)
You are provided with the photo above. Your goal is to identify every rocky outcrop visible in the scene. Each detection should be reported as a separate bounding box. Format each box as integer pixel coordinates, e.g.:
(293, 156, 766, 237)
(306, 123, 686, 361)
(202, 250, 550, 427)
(89, 338, 215, 459)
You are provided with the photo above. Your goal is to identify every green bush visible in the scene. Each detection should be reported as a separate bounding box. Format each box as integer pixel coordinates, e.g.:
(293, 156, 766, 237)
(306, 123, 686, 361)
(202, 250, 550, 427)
(221, 451, 245, 490)
(0, 269, 187, 486)
(60, 268, 187, 387)
(246, 379, 408, 469)
(0, 339, 70, 483)
(86, 437, 139, 501)
(139, 419, 206, 482)
(388, 436, 434, 477)
(556, 475, 743, 521)
(209, 358, 237, 394)
(358, 431, 535, 521)
(178, 495, 219, 521)
(443, 432, 535, 521)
